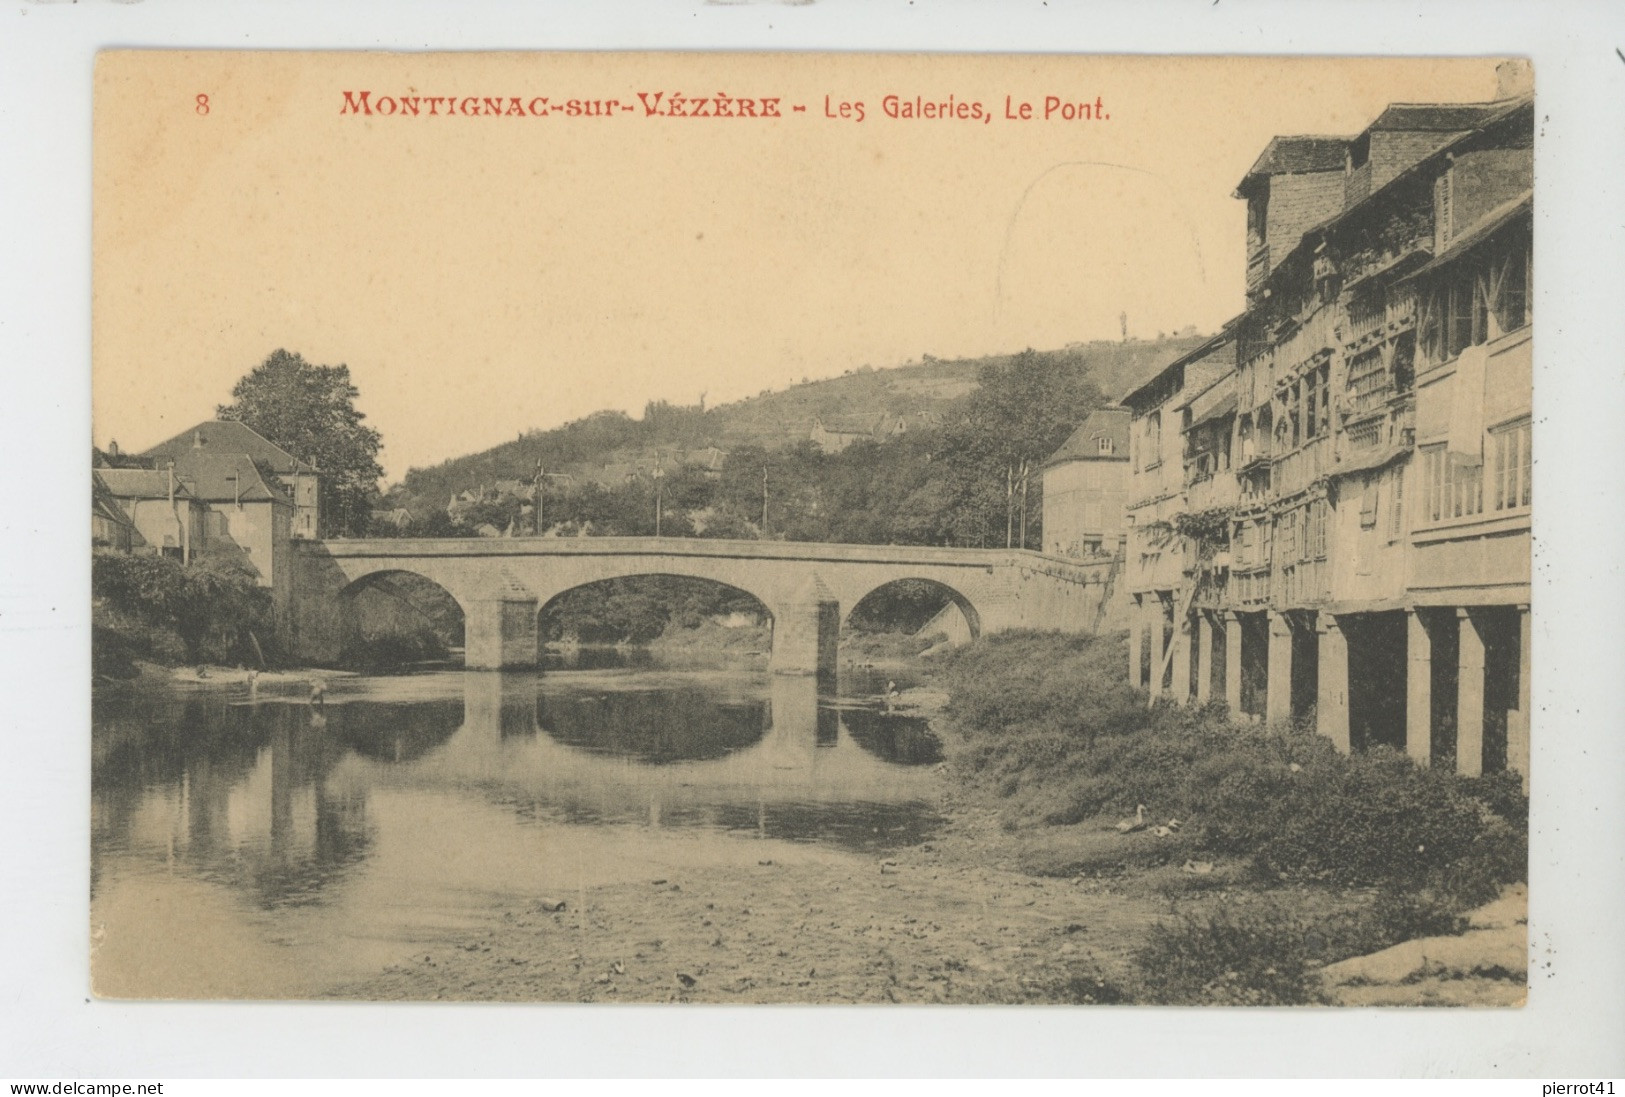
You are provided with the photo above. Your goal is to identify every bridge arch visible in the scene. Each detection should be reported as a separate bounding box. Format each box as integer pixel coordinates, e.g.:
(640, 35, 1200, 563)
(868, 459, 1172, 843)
(845, 577, 982, 645)
(336, 568, 467, 669)
(536, 572, 774, 647)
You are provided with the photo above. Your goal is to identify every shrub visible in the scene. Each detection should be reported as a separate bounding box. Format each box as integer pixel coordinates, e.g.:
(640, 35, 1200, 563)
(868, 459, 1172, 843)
(92, 551, 272, 667)
(1133, 895, 1327, 1005)
(940, 631, 1528, 902)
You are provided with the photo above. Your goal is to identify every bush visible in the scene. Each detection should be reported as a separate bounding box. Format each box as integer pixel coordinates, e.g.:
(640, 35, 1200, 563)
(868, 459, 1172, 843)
(92, 551, 273, 667)
(1133, 895, 1329, 1005)
(940, 631, 1528, 902)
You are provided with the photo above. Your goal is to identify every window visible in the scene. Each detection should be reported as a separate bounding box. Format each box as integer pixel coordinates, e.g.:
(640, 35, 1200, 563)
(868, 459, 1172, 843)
(1306, 499, 1328, 558)
(1493, 246, 1530, 336)
(1278, 510, 1299, 563)
(1491, 419, 1532, 511)
(1098, 437, 1115, 455)
(1143, 412, 1162, 468)
(1346, 349, 1388, 417)
(1350, 132, 1371, 170)
(1359, 479, 1379, 530)
(1248, 197, 1267, 246)
(1445, 273, 1483, 360)
(1388, 464, 1406, 542)
(1419, 444, 1484, 525)
(1434, 169, 1454, 247)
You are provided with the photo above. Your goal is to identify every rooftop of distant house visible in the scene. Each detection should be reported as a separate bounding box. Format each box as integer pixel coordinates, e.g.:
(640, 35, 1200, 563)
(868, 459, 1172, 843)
(1236, 136, 1352, 194)
(95, 467, 196, 502)
(1044, 407, 1131, 467)
(140, 419, 315, 476)
(170, 450, 293, 505)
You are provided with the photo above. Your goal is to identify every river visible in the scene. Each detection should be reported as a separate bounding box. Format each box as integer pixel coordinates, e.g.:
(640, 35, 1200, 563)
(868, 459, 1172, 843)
(90, 653, 951, 999)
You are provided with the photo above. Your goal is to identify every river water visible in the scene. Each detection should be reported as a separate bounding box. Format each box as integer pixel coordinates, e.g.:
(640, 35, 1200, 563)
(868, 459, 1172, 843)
(90, 654, 944, 999)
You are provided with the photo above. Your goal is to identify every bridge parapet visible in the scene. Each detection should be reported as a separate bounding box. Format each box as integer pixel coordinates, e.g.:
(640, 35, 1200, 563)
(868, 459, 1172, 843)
(289, 537, 1122, 670)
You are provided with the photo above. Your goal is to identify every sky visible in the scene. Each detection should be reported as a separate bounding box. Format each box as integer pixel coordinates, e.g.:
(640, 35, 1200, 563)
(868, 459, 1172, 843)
(93, 52, 1506, 480)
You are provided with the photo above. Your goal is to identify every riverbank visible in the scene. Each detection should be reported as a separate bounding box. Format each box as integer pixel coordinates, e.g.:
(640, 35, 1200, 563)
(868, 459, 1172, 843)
(332, 632, 1526, 1005)
(335, 781, 1168, 1004)
(94, 659, 357, 695)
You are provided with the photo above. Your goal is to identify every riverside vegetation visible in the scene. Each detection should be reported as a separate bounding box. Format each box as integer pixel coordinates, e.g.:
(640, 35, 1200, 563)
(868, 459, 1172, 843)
(935, 631, 1528, 1005)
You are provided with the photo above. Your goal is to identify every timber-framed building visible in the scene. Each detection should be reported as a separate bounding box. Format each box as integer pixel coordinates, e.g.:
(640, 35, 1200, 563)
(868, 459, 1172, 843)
(1122, 76, 1533, 788)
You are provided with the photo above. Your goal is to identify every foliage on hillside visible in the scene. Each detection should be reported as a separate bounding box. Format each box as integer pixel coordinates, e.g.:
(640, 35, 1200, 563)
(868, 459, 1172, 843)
(375, 335, 1206, 547)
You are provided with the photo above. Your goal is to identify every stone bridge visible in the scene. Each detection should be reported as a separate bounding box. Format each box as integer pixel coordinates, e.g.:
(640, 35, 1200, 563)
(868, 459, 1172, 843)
(290, 536, 1123, 672)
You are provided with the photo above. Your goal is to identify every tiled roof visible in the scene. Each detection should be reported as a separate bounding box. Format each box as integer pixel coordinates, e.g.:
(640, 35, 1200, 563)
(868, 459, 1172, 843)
(141, 419, 313, 475)
(92, 472, 139, 525)
(1238, 136, 1350, 193)
(1187, 393, 1238, 431)
(1367, 102, 1504, 133)
(1044, 407, 1131, 467)
(165, 450, 292, 506)
(1119, 321, 1241, 408)
(96, 467, 194, 501)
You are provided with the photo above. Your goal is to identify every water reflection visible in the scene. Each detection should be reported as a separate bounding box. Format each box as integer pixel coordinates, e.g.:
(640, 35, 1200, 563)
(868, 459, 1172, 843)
(840, 708, 943, 766)
(541, 645, 655, 672)
(91, 660, 945, 995)
(537, 686, 766, 763)
(90, 695, 443, 909)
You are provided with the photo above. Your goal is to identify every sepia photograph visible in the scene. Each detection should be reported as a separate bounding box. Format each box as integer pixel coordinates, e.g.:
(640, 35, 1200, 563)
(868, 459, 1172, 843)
(87, 50, 1535, 1009)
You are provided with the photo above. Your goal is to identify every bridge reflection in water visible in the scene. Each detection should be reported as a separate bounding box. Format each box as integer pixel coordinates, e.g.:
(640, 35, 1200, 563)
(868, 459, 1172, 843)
(421, 671, 941, 847)
(92, 668, 943, 920)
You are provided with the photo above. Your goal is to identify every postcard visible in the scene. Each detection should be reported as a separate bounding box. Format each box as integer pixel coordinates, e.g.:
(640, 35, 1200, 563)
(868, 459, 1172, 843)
(90, 50, 1531, 1005)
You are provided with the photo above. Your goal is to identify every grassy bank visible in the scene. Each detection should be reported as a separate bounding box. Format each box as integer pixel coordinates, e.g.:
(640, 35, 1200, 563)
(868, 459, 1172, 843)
(935, 630, 1528, 1004)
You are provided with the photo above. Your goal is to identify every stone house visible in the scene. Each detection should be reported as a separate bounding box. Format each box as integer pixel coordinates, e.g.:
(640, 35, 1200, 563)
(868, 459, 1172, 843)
(94, 466, 206, 560)
(141, 420, 320, 539)
(1039, 407, 1131, 558)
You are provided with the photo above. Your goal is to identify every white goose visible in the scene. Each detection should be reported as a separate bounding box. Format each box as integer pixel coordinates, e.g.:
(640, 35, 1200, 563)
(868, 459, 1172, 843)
(1115, 804, 1148, 834)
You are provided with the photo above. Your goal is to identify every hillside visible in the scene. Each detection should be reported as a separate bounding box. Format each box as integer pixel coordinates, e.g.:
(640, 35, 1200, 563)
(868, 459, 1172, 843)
(385, 332, 1207, 521)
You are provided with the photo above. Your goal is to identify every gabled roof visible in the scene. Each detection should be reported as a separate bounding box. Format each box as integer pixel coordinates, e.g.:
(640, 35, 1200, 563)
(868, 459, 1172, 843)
(96, 467, 196, 501)
(92, 471, 140, 526)
(1044, 407, 1130, 467)
(1187, 393, 1238, 431)
(141, 419, 314, 475)
(1119, 320, 1241, 409)
(1365, 102, 1505, 133)
(165, 450, 293, 506)
(1256, 96, 1534, 302)
(1236, 136, 1350, 197)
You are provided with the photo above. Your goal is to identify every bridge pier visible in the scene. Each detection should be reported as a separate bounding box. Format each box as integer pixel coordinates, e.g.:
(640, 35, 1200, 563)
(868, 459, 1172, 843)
(464, 596, 540, 670)
(769, 574, 839, 679)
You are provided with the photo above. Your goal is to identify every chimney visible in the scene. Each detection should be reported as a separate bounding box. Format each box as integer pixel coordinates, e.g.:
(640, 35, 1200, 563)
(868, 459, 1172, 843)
(193, 429, 205, 449)
(1495, 59, 1533, 100)
(107, 440, 120, 458)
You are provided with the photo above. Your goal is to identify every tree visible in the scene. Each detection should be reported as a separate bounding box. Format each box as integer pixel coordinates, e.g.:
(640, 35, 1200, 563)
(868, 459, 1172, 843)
(217, 349, 385, 536)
